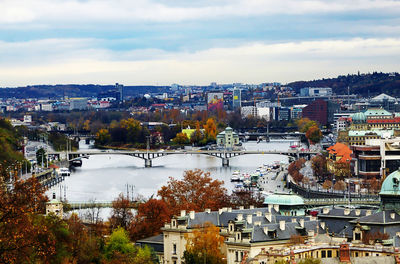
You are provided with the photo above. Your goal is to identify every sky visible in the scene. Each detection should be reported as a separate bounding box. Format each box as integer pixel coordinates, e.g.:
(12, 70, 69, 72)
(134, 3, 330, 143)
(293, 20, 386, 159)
(1, 0, 400, 87)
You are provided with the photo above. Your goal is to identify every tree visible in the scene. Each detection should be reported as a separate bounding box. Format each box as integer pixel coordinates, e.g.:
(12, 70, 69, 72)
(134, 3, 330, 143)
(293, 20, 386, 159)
(190, 121, 204, 145)
(306, 125, 323, 144)
(104, 227, 136, 262)
(129, 198, 171, 241)
(333, 180, 346, 191)
(204, 118, 217, 142)
(158, 169, 230, 216)
(109, 194, 134, 230)
(334, 161, 351, 179)
(369, 177, 381, 193)
(290, 234, 305, 245)
(173, 132, 190, 145)
(311, 155, 327, 181)
(0, 177, 62, 263)
(96, 128, 111, 145)
(288, 159, 306, 183)
(183, 222, 226, 264)
(297, 118, 318, 133)
(322, 180, 333, 190)
(230, 190, 264, 208)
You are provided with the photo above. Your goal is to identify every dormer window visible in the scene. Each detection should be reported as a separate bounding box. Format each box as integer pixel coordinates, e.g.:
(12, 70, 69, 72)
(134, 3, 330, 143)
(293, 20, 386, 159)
(172, 219, 177, 228)
(229, 223, 234, 233)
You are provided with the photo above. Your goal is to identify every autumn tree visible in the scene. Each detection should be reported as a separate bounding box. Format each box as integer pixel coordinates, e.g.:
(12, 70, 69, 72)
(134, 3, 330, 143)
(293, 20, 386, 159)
(129, 198, 171, 241)
(173, 132, 190, 145)
(230, 190, 264, 208)
(204, 118, 217, 142)
(311, 155, 327, 181)
(96, 128, 111, 145)
(109, 194, 134, 230)
(289, 234, 305, 245)
(322, 180, 333, 190)
(183, 222, 226, 264)
(288, 158, 306, 183)
(190, 121, 205, 145)
(158, 169, 230, 215)
(0, 177, 64, 263)
(334, 161, 351, 179)
(333, 180, 346, 191)
(362, 231, 389, 245)
(306, 125, 323, 144)
(296, 118, 318, 133)
(368, 177, 381, 193)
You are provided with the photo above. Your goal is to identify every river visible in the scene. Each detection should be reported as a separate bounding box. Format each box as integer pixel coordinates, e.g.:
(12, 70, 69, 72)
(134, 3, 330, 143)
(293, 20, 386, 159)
(47, 140, 300, 204)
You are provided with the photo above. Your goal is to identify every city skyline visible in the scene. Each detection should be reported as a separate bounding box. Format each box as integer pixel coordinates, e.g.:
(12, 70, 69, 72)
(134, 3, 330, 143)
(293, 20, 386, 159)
(1, 0, 400, 86)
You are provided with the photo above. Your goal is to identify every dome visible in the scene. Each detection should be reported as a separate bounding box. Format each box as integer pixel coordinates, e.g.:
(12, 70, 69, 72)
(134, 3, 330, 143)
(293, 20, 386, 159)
(351, 112, 366, 124)
(263, 193, 304, 206)
(379, 169, 400, 196)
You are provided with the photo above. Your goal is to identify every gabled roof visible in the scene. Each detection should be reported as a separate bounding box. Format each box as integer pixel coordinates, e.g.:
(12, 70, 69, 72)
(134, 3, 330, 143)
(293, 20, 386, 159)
(371, 93, 396, 102)
(364, 108, 392, 117)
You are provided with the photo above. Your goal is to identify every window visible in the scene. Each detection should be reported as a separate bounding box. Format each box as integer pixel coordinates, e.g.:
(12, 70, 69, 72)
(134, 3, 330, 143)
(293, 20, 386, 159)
(366, 253, 369, 256)
(240, 252, 244, 260)
(355, 233, 361, 240)
(322, 251, 326, 258)
(173, 243, 177, 255)
(328, 250, 332, 258)
(355, 252, 359, 257)
(235, 251, 239, 262)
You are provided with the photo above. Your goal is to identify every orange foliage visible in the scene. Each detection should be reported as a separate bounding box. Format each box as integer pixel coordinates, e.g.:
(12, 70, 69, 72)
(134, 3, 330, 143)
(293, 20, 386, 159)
(109, 194, 134, 230)
(158, 169, 230, 215)
(184, 222, 226, 264)
(129, 198, 171, 241)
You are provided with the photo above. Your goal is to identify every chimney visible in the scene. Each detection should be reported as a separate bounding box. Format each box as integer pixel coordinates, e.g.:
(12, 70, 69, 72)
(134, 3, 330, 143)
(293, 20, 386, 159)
(366, 210, 372, 216)
(239, 206, 244, 210)
(263, 226, 269, 234)
(299, 218, 305, 228)
(256, 211, 262, 217)
(205, 208, 211, 213)
(254, 221, 261, 226)
(268, 204, 273, 212)
(320, 222, 326, 230)
(227, 207, 232, 212)
(237, 214, 243, 221)
(180, 210, 186, 217)
(189, 211, 195, 220)
(292, 218, 297, 223)
(391, 212, 396, 220)
(344, 208, 350, 215)
(308, 230, 315, 243)
(355, 209, 361, 216)
(219, 209, 224, 215)
(279, 220, 286, 231)
(322, 207, 330, 214)
(249, 205, 255, 209)
(265, 212, 272, 222)
(247, 214, 253, 224)
(273, 204, 280, 212)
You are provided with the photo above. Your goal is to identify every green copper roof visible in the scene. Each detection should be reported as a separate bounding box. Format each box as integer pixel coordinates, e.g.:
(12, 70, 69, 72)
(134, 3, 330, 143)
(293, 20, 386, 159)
(380, 169, 400, 196)
(351, 112, 366, 123)
(364, 108, 392, 117)
(263, 193, 304, 206)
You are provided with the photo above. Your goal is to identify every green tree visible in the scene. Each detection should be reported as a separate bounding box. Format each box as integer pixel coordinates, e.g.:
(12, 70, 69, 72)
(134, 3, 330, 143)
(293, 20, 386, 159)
(36, 147, 47, 167)
(104, 227, 136, 261)
(173, 132, 190, 145)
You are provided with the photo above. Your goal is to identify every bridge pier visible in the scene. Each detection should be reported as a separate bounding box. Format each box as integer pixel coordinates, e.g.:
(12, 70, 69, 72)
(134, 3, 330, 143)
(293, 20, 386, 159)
(145, 159, 152, 168)
(222, 158, 229, 167)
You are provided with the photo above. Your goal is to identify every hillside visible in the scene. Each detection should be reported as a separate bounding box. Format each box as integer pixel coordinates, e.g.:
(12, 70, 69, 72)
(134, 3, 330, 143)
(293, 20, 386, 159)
(287, 72, 400, 97)
(0, 84, 170, 99)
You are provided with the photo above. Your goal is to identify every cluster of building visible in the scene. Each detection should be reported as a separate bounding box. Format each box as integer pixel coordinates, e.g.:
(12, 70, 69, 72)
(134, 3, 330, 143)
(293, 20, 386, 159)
(133, 169, 400, 264)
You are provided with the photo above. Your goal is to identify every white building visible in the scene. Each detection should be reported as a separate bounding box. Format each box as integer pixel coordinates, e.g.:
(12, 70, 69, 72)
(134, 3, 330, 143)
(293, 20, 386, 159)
(216, 127, 239, 149)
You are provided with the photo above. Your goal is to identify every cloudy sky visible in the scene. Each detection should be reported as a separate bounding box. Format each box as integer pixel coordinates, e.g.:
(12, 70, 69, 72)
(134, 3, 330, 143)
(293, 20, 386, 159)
(1, 0, 400, 86)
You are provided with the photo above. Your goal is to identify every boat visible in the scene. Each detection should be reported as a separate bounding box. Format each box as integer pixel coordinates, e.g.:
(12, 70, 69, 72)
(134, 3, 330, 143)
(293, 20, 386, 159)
(58, 167, 70, 177)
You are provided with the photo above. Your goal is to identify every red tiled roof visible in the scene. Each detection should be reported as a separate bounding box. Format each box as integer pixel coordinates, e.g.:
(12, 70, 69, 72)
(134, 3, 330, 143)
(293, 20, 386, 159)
(367, 117, 400, 124)
(327, 142, 352, 163)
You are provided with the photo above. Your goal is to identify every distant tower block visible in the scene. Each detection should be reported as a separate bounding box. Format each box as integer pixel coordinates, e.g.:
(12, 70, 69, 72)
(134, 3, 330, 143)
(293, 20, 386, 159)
(116, 83, 124, 102)
(46, 193, 63, 218)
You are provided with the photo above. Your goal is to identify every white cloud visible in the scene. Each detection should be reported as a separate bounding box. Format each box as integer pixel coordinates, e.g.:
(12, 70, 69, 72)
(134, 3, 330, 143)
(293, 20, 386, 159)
(0, 37, 399, 86)
(1, 0, 399, 24)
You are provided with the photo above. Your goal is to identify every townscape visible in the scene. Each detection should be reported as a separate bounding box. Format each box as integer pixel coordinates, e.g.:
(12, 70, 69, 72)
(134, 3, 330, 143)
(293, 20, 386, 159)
(2, 1, 400, 264)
